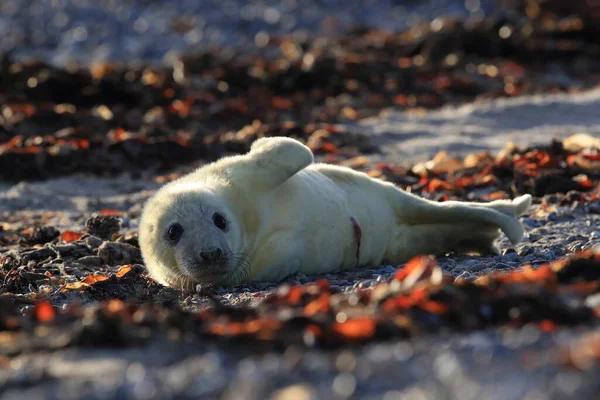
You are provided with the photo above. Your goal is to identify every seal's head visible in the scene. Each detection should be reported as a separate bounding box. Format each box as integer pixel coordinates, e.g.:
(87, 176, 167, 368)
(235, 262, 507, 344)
(139, 137, 315, 289)
(139, 181, 247, 289)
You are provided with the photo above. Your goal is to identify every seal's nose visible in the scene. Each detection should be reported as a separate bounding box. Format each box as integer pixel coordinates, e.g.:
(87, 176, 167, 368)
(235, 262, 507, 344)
(200, 248, 223, 264)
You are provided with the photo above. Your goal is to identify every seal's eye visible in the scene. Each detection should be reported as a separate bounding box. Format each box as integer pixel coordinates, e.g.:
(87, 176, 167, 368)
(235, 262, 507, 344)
(166, 223, 184, 243)
(212, 213, 227, 230)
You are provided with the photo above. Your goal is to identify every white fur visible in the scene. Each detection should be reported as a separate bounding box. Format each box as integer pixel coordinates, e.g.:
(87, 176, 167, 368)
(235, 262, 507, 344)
(139, 137, 532, 287)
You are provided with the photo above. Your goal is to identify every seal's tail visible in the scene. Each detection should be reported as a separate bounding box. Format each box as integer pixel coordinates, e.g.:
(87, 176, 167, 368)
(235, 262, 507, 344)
(386, 187, 532, 258)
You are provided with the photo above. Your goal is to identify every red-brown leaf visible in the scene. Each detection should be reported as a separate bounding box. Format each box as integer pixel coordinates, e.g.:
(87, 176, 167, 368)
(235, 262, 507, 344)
(116, 264, 133, 278)
(82, 274, 109, 284)
(331, 317, 377, 340)
(35, 300, 56, 322)
(99, 209, 121, 216)
(62, 231, 83, 243)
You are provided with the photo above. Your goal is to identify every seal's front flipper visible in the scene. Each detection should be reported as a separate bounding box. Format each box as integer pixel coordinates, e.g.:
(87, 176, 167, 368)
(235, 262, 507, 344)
(233, 137, 314, 190)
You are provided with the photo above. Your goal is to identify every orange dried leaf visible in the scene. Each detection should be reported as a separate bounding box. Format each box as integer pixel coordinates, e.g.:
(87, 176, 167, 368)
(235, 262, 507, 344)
(73, 139, 90, 150)
(272, 96, 293, 110)
(62, 281, 90, 291)
(303, 293, 331, 317)
(106, 299, 125, 313)
(1, 135, 23, 150)
(486, 190, 508, 200)
(62, 231, 83, 243)
(320, 142, 340, 153)
(304, 324, 323, 337)
(425, 178, 453, 192)
(381, 288, 429, 312)
(393, 94, 408, 106)
(394, 255, 438, 283)
(420, 301, 448, 314)
(315, 279, 329, 291)
(8, 104, 36, 117)
(284, 286, 305, 304)
(35, 300, 56, 322)
(99, 209, 121, 216)
(539, 319, 557, 333)
(116, 264, 133, 278)
(209, 319, 281, 336)
(113, 128, 128, 142)
(500, 61, 525, 77)
(332, 317, 377, 340)
(14, 146, 42, 154)
(82, 274, 109, 284)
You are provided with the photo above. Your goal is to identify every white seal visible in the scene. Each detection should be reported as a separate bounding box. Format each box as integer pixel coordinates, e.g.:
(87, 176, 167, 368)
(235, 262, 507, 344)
(139, 137, 532, 288)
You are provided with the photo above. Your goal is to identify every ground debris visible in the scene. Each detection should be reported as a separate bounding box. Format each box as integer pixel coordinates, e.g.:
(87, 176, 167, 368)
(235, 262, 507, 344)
(1, 251, 599, 356)
(3, 6, 600, 181)
(85, 215, 122, 240)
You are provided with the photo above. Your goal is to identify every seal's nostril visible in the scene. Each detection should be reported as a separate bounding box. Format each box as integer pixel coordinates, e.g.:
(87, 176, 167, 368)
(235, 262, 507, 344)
(200, 248, 223, 264)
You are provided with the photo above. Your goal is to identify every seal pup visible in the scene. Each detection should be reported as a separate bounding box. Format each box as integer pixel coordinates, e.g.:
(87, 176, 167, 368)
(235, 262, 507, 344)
(139, 137, 532, 288)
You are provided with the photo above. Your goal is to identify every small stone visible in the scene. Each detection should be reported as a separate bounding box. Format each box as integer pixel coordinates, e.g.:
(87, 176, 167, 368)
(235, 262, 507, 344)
(540, 251, 554, 260)
(18, 225, 60, 246)
(585, 293, 600, 309)
(518, 247, 532, 256)
(382, 266, 397, 274)
(455, 271, 472, 281)
(547, 212, 559, 221)
(98, 241, 142, 265)
(590, 231, 600, 238)
(566, 235, 579, 243)
(527, 234, 541, 243)
(569, 242, 584, 253)
(86, 215, 122, 240)
(76, 255, 103, 266)
(521, 217, 542, 228)
(587, 203, 600, 214)
(84, 235, 104, 249)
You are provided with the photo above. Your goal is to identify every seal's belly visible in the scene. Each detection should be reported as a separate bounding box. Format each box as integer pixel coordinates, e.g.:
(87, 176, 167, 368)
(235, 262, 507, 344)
(264, 167, 396, 275)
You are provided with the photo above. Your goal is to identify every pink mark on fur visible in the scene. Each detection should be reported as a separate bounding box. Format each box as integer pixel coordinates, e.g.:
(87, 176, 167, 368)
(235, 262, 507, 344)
(350, 217, 362, 266)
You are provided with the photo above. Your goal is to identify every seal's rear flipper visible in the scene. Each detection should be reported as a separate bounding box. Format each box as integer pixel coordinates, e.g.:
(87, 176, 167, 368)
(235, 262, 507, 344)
(387, 189, 532, 258)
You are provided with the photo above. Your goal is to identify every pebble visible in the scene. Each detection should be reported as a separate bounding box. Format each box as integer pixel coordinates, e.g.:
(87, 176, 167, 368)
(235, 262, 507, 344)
(547, 212, 560, 222)
(84, 235, 104, 249)
(591, 231, 600, 238)
(585, 293, 600, 309)
(454, 271, 473, 280)
(568, 242, 585, 253)
(566, 235, 584, 243)
(518, 247, 532, 256)
(501, 251, 519, 262)
(0, 0, 482, 66)
(549, 245, 567, 257)
(538, 251, 554, 260)
(527, 234, 541, 243)
(329, 285, 342, 292)
(353, 280, 374, 289)
(520, 217, 542, 228)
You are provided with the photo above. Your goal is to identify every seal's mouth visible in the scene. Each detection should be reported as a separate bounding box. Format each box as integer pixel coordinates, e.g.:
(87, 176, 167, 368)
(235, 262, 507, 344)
(170, 252, 250, 288)
(178, 259, 230, 284)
